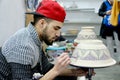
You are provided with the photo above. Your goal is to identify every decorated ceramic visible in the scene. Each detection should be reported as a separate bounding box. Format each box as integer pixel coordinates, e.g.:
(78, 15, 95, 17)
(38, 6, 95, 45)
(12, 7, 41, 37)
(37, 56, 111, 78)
(74, 26, 97, 43)
(70, 40, 116, 68)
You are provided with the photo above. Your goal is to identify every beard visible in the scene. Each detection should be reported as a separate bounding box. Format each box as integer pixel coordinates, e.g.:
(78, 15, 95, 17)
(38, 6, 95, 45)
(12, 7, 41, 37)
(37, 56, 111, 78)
(42, 34, 53, 45)
(41, 27, 53, 45)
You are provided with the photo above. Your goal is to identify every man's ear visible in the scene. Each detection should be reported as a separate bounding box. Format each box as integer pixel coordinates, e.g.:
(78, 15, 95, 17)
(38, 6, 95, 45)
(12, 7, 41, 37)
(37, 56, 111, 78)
(38, 19, 47, 28)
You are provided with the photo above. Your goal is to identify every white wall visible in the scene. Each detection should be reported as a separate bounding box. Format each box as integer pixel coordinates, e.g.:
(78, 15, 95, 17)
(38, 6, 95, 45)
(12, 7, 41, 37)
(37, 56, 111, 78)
(0, 0, 25, 46)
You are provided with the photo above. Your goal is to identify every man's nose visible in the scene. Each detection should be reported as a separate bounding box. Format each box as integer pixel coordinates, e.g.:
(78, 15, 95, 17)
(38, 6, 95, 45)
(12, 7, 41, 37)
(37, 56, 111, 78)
(56, 31, 61, 37)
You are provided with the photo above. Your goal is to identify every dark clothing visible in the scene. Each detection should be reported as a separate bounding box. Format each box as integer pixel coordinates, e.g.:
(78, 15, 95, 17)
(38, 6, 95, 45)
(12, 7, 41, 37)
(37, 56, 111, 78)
(55, 35, 66, 42)
(9, 50, 77, 80)
(98, 0, 120, 40)
(9, 51, 54, 80)
(0, 47, 11, 80)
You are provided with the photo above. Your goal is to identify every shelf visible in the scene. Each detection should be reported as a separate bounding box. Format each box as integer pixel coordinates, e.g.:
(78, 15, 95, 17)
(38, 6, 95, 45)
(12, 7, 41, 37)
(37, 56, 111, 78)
(65, 8, 95, 12)
(62, 33, 77, 37)
(64, 20, 101, 24)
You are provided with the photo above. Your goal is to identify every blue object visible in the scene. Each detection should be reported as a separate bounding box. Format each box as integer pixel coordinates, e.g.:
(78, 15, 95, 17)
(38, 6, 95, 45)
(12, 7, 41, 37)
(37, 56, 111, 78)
(103, 0, 120, 27)
(46, 46, 66, 51)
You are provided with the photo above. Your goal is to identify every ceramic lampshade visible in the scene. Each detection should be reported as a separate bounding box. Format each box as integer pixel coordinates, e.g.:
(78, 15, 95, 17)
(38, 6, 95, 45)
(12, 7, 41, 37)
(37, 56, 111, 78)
(70, 40, 116, 68)
(74, 26, 97, 43)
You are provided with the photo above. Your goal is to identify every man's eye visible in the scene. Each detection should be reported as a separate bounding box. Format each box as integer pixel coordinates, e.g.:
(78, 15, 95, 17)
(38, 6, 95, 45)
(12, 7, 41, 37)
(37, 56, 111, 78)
(54, 27, 59, 30)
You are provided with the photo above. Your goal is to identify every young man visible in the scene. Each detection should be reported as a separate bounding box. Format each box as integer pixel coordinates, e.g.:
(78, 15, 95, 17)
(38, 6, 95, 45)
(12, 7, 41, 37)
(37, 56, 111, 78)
(2, 1, 88, 80)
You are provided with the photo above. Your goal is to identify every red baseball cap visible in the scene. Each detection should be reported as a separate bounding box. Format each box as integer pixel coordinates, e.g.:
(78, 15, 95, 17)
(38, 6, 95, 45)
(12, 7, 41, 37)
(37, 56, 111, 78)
(27, 1, 66, 22)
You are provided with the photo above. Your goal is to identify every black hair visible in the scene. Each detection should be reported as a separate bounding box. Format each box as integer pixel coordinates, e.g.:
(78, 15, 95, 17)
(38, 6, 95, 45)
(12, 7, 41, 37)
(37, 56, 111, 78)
(32, 14, 52, 26)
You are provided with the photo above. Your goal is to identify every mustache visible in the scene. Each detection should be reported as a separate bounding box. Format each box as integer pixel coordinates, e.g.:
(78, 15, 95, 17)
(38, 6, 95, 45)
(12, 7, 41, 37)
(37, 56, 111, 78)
(53, 36, 59, 40)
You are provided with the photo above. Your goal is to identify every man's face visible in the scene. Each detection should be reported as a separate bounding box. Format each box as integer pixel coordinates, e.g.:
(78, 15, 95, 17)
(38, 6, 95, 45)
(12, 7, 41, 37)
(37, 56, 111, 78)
(41, 20, 63, 45)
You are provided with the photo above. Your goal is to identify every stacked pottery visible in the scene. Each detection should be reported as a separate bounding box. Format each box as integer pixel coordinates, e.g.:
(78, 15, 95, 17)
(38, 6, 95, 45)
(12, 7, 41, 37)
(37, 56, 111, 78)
(74, 26, 97, 44)
(70, 40, 116, 68)
(71, 26, 116, 80)
(71, 26, 116, 68)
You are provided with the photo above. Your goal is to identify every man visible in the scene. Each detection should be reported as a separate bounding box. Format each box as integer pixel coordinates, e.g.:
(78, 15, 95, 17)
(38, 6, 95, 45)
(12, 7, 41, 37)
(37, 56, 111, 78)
(2, 1, 88, 80)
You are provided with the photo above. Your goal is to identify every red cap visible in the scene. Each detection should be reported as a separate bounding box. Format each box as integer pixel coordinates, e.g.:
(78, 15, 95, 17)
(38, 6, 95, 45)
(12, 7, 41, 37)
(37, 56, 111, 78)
(35, 1, 66, 22)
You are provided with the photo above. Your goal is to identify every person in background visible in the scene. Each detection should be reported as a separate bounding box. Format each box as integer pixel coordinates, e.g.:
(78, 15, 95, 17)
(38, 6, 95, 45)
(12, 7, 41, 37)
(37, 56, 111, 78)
(98, 0, 120, 64)
(98, 0, 114, 40)
(110, 0, 120, 64)
(2, 1, 89, 80)
(98, 0, 120, 41)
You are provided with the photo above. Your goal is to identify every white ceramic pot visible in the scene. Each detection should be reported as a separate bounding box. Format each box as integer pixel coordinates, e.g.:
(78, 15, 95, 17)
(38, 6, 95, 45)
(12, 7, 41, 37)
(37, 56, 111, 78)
(70, 40, 116, 68)
(74, 26, 97, 43)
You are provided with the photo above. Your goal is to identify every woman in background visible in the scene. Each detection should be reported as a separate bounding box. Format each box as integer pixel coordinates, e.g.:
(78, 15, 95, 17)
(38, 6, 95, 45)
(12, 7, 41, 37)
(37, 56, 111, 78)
(98, 0, 114, 39)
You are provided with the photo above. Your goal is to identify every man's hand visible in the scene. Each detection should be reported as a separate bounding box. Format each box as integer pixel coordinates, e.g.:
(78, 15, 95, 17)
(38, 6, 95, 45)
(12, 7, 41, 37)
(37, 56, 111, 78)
(71, 68, 88, 76)
(53, 53, 70, 75)
(70, 68, 96, 77)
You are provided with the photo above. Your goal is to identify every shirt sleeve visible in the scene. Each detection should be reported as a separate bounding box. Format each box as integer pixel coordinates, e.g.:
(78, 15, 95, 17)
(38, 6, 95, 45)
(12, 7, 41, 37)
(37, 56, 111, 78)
(9, 62, 33, 80)
(2, 43, 35, 66)
(0, 47, 11, 80)
(41, 51, 54, 74)
(98, 2, 107, 17)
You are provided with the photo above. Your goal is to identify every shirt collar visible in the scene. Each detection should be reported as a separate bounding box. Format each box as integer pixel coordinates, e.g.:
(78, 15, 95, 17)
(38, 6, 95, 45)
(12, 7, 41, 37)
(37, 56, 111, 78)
(27, 23, 42, 47)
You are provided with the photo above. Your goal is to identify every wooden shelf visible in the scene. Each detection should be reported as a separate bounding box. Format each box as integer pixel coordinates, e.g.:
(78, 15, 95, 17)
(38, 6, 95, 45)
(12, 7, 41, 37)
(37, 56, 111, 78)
(25, 14, 33, 26)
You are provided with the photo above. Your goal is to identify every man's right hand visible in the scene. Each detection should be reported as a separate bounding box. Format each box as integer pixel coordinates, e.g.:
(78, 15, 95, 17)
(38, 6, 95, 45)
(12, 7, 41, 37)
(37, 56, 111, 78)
(53, 52, 70, 75)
